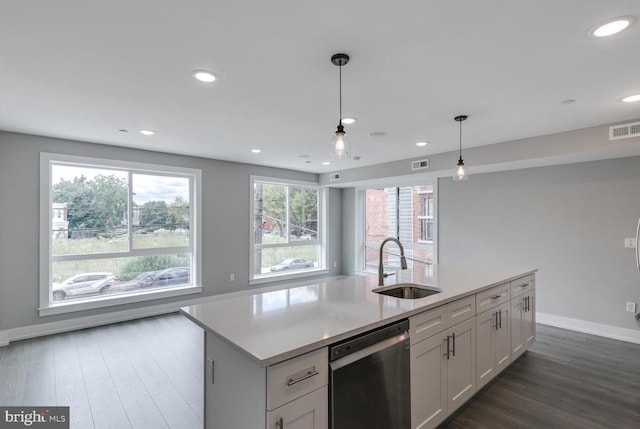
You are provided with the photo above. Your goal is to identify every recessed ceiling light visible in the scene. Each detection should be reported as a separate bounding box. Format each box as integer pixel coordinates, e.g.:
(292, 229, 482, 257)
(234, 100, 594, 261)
(322, 161, 331, 165)
(561, 99, 576, 105)
(588, 16, 636, 38)
(139, 129, 155, 136)
(622, 94, 640, 103)
(342, 117, 357, 125)
(119, 129, 128, 133)
(369, 131, 387, 137)
(251, 149, 262, 153)
(193, 70, 217, 83)
(416, 141, 428, 147)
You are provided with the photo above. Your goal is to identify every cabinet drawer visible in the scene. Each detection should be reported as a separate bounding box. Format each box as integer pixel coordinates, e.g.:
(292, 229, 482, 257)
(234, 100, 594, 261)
(446, 295, 476, 326)
(476, 283, 510, 314)
(511, 275, 535, 297)
(267, 348, 328, 411)
(410, 305, 448, 345)
(267, 385, 328, 429)
(410, 295, 477, 345)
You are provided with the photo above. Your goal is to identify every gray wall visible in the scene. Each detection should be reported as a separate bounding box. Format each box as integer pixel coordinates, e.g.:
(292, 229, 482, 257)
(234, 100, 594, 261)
(0, 131, 342, 331)
(438, 156, 640, 330)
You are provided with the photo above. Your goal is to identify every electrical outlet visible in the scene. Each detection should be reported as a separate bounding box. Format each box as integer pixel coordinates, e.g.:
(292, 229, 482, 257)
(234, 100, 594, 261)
(229, 273, 235, 282)
(624, 238, 637, 248)
(626, 301, 637, 313)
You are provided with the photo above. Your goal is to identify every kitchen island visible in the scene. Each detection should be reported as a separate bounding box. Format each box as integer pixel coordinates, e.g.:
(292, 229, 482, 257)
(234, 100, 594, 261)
(181, 263, 537, 429)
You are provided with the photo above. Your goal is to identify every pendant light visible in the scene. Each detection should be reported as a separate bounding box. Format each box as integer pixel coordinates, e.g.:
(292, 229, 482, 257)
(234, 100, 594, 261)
(330, 53, 350, 159)
(453, 115, 469, 181)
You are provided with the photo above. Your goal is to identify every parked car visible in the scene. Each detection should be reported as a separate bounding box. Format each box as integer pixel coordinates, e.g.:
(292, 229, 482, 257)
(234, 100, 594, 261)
(270, 258, 314, 272)
(98, 271, 157, 294)
(151, 267, 191, 287)
(52, 272, 119, 301)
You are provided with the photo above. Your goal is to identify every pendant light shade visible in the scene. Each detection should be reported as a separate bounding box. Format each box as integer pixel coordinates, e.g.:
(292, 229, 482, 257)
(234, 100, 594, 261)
(330, 53, 351, 159)
(453, 115, 469, 181)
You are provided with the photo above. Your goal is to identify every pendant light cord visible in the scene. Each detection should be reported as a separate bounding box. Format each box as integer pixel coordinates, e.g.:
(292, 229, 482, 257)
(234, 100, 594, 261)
(459, 119, 462, 160)
(338, 64, 342, 123)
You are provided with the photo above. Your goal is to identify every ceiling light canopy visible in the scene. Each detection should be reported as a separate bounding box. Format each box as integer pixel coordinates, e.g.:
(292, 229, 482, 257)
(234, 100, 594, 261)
(453, 115, 468, 181)
(588, 16, 636, 37)
(193, 70, 217, 83)
(330, 53, 351, 159)
(139, 129, 155, 136)
(622, 94, 640, 103)
(342, 117, 357, 125)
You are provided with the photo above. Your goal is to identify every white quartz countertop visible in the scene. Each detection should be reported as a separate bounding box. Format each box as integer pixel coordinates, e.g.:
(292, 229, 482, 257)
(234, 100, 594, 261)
(180, 263, 536, 366)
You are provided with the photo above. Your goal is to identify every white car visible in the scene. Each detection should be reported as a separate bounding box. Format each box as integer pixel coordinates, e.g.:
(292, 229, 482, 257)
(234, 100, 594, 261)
(270, 258, 314, 272)
(52, 272, 118, 301)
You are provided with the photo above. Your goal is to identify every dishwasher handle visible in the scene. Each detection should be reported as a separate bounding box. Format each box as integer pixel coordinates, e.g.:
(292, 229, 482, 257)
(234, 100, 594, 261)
(330, 332, 409, 371)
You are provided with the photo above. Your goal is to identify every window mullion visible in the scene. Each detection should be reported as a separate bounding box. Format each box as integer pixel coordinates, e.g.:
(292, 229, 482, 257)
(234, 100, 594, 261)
(128, 170, 133, 252)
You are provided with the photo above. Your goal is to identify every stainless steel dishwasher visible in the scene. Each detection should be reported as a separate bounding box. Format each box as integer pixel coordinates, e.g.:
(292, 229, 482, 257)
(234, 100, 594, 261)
(329, 319, 411, 429)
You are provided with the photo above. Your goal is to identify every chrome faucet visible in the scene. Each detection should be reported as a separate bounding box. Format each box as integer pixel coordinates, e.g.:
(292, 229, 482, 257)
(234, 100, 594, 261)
(378, 237, 408, 286)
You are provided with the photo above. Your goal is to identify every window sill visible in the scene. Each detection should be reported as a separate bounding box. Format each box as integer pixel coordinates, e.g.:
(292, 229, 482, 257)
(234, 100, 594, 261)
(39, 285, 203, 317)
(249, 268, 330, 286)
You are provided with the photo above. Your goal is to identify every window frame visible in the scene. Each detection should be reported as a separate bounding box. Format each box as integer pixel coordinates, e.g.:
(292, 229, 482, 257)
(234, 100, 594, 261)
(39, 152, 203, 316)
(356, 182, 438, 275)
(417, 189, 434, 244)
(249, 175, 328, 285)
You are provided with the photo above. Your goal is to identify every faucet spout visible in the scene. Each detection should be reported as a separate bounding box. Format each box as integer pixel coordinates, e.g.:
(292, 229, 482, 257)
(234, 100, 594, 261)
(378, 237, 408, 286)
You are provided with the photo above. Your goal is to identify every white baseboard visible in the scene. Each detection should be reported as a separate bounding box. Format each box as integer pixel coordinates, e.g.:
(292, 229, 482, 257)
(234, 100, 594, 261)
(537, 312, 640, 345)
(1, 296, 209, 347)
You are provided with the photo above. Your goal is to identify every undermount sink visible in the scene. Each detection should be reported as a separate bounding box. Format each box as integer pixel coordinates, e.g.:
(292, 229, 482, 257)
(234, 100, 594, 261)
(373, 283, 442, 299)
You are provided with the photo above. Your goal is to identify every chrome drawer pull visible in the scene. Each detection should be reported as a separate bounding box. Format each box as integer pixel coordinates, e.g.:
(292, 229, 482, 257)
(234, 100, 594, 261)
(521, 282, 530, 288)
(287, 369, 319, 386)
(275, 416, 284, 429)
(491, 294, 503, 300)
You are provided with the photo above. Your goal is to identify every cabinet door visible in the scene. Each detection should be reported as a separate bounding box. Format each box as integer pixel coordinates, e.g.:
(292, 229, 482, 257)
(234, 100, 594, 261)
(446, 317, 476, 414)
(524, 292, 536, 348)
(510, 296, 525, 360)
(475, 308, 497, 389)
(411, 334, 447, 429)
(267, 386, 328, 429)
(494, 302, 512, 374)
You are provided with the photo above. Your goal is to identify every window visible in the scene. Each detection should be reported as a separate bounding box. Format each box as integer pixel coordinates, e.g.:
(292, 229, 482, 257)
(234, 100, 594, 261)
(418, 190, 434, 243)
(362, 185, 435, 272)
(40, 153, 202, 315)
(250, 177, 326, 283)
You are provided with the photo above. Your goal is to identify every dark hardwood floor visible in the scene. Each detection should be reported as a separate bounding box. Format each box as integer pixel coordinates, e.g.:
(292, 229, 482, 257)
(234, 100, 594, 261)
(1, 315, 639, 428)
(442, 324, 640, 429)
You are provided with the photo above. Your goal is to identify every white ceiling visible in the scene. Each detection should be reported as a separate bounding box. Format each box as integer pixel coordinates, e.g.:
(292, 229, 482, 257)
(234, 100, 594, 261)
(1, 1, 639, 173)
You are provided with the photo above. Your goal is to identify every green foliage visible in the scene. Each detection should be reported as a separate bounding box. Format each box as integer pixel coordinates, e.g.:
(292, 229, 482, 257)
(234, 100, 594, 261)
(258, 184, 318, 238)
(139, 197, 190, 231)
(289, 188, 317, 237)
(119, 254, 190, 280)
(53, 174, 128, 237)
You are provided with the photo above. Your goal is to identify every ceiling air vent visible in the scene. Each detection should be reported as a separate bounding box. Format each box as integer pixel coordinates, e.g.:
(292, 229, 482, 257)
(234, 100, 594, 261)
(329, 172, 341, 181)
(411, 159, 429, 171)
(609, 121, 640, 140)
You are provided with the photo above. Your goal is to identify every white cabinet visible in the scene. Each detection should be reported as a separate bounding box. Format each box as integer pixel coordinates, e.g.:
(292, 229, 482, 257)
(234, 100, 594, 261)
(267, 386, 328, 429)
(410, 299, 476, 429)
(476, 300, 510, 389)
(410, 331, 447, 429)
(445, 317, 476, 413)
(204, 331, 328, 429)
(511, 276, 536, 360)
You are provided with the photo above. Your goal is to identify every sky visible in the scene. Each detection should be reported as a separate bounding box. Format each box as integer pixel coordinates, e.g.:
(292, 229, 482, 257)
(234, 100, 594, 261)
(52, 165, 189, 204)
